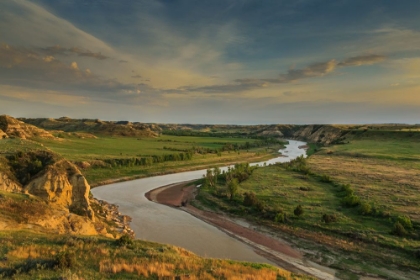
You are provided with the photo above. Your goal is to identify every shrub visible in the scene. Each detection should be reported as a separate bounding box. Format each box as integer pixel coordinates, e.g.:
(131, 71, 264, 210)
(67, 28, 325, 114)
(294, 205, 304, 217)
(397, 215, 413, 230)
(55, 251, 76, 269)
(255, 200, 266, 212)
(320, 174, 332, 183)
(322, 213, 337, 224)
(340, 184, 353, 196)
(243, 192, 258, 207)
(392, 221, 407, 237)
(359, 202, 372, 215)
(116, 234, 133, 246)
(274, 212, 286, 223)
(342, 194, 360, 207)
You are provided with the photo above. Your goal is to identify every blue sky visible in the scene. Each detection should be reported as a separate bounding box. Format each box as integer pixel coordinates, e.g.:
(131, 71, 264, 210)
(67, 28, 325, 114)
(0, 0, 419, 124)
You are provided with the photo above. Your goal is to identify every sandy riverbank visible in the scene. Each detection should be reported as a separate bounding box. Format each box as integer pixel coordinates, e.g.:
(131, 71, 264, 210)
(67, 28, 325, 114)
(146, 181, 336, 279)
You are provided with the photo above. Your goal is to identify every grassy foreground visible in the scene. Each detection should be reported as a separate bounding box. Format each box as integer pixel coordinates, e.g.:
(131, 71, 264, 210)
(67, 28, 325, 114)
(0, 231, 313, 280)
(194, 130, 420, 279)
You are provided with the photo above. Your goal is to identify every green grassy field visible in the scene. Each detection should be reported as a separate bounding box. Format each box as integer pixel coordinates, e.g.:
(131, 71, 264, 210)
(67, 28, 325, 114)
(194, 131, 420, 279)
(36, 135, 261, 161)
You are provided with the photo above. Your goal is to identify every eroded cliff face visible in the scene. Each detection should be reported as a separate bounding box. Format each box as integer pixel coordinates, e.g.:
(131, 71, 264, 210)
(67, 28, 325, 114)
(25, 159, 94, 221)
(0, 172, 21, 192)
(293, 125, 344, 145)
(0, 115, 54, 139)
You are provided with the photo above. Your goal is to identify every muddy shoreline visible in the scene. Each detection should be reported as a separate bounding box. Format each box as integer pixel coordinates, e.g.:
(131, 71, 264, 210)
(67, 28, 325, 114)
(145, 181, 336, 279)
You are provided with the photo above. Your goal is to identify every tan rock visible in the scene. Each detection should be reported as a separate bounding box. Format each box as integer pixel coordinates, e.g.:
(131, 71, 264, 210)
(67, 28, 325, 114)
(0, 129, 7, 139)
(25, 159, 94, 221)
(0, 172, 21, 192)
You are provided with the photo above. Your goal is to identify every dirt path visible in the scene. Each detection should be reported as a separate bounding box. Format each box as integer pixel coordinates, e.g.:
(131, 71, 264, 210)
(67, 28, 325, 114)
(146, 181, 337, 280)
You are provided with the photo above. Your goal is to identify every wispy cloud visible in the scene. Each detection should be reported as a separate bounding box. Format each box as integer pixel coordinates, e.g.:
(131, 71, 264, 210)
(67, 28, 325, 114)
(40, 45, 109, 60)
(0, 44, 141, 101)
(338, 54, 386, 66)
(180, 54, 386, 94)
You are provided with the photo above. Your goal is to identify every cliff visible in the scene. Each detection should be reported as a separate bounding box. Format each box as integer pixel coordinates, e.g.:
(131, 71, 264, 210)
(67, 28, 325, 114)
(293, 125, 344, 145)
(24, 159, 94, 220)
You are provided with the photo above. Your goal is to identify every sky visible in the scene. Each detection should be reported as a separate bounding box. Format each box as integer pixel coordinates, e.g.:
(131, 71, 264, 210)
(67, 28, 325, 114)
(0, 0, 419, 124)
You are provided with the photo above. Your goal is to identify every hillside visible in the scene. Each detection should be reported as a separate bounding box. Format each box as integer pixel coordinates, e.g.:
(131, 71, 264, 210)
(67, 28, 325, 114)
(20, 117, 161, 137)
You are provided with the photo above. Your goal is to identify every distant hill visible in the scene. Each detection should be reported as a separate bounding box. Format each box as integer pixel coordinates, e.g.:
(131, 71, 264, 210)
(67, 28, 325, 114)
(0, 115, 55, 139)
(20, 117, 161, 137)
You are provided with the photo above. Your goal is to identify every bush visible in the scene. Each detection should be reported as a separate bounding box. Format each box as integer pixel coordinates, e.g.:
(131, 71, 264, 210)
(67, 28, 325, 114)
(319, 174, 331, 183)
(116, 234, 133, 246)
(243, 192, 258, 207)
(342, 194, 360, 207)
(392, 221, 407, 236)
(322, 213, 337, 224)
(397, 215, 413, 230)
(340, 184, 354, 196)
(359, 202, 372, 215)
(294, 205, 304, 217)
(274, 212, 286, 223)
(55, 251, 76, 269)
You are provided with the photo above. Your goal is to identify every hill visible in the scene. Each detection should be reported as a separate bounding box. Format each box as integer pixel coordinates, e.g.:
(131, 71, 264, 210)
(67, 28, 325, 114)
(20, 117, 161, 137)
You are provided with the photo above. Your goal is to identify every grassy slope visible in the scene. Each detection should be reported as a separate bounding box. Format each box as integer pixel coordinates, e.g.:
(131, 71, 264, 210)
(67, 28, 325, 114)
(195, 130, 420, 279)
(0, 231, 313, 280)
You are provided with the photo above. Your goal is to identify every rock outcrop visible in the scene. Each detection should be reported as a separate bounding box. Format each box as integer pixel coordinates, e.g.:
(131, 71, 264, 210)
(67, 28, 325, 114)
(293, 125, 343, 145)
(0, 115, 54, 139)
(0, 172, 21, 192)
(0, 129, 7, 139)
(25, 159, 94, 220)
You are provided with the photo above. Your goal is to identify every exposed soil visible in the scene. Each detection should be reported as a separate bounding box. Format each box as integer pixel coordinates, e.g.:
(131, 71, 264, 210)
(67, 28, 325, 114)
(146, 181, 337, 279)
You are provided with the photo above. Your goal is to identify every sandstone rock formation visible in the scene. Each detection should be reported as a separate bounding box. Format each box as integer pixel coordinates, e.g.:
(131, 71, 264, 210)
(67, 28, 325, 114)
(0, 115, 55, 139)
(25, 159, 94, 220)
(0, 172, 21, 192)
(0, 129, 7, 139)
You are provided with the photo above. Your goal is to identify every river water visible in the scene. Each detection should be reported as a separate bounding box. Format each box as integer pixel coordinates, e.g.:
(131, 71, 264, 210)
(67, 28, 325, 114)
(91, 140, 307, 264)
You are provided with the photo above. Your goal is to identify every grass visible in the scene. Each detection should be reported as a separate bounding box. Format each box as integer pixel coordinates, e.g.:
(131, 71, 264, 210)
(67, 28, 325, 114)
(35, 135, 267, 161)
(195, 131, 420, 279)
(0, 231, 313, 280)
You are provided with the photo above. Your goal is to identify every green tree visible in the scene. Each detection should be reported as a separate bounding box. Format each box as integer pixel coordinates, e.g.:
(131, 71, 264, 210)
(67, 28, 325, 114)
(227, 178, 239, 200)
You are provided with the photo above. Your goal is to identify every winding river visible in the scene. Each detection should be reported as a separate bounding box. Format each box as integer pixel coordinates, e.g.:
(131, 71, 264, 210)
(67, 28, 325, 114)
(91, 140, 307, 264)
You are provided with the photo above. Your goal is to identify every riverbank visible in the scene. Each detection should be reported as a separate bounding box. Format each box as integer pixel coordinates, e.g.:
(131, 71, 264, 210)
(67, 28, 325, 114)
(146, 180, 336, 279)
(90, 151, 279, 188)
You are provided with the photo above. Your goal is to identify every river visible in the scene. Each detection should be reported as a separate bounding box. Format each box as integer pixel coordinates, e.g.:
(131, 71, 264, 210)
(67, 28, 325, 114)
(91, 140, 307, 264)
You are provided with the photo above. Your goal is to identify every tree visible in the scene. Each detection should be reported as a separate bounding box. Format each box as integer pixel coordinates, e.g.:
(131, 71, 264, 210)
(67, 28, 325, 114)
(227, 178, 239, 200)
(213, 167, 221, 185)
(205, 169, 215, 188)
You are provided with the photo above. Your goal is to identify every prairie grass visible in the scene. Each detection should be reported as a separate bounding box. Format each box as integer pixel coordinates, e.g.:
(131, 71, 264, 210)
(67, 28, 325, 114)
(0, 231, 313, 280)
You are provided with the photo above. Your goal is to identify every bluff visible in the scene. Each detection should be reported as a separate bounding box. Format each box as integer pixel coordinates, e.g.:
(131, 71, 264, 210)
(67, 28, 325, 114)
(293, 125, 344, 145)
